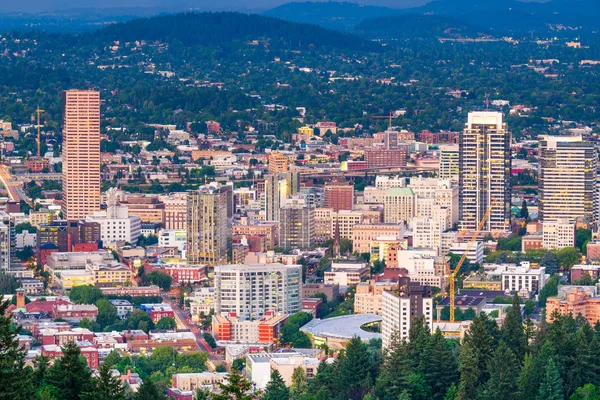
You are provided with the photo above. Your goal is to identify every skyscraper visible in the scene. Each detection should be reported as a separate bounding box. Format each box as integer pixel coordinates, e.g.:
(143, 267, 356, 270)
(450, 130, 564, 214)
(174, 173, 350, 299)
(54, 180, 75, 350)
(264, 172, 300, 221)
(187, 184, 230, 266)
(439, 144, 459, 181)
(539, 135, 597, 223)
(279, 195, 314, 250)
(324, 178, 354, 212)
(61, 90, 101, 221)
(459, 112, 511, 232)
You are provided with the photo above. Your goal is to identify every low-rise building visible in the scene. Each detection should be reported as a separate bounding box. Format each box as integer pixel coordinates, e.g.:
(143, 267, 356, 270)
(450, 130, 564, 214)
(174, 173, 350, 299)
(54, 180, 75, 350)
(324, 261, 369, 287)
(448, 241, 484, 264)
(212, 312, 288, 343)
(354, 280, 397, 315)
(109, 299, 134, 319)
(172, 372, 228, 393)
(246, 350, 322, 390)
(302, 283, 340, 302)
(543, 219, 576, 250)
(546, 288, 600, 326)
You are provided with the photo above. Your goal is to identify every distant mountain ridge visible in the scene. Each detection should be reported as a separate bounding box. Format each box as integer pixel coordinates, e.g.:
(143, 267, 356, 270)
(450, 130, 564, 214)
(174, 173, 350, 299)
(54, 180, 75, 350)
(95, 12, 379, 51)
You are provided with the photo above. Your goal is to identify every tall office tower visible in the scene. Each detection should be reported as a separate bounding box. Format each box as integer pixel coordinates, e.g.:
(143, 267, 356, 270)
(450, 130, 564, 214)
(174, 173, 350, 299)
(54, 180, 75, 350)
(383, 188, 415, 224)
(381, 277, 433, 347)
(459, 112, 511, 232)
(279, 195, 315, 249)
(214, 263, 301, 320)
(264, 172, 300, 221)
(324, 178, 354, 212)
(187, 184, 230, 266)
(439, 144, 459, 181)
(539, 135, 597, 223)
(61, 89, 101, 221)
(0, 212, 11, 271)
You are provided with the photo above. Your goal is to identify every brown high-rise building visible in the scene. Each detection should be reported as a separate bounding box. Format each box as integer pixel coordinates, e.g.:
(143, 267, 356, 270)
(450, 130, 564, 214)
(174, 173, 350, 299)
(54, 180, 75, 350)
(324, 179, 354, 212)
(61, 90, 101, 221)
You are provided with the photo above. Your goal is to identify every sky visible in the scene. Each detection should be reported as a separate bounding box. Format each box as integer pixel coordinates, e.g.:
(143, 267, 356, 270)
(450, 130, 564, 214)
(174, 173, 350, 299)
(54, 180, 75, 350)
(0, 0, 432, 13)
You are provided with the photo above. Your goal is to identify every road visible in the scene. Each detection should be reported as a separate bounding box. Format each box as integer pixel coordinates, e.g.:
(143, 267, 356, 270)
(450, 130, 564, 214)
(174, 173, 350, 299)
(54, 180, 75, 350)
(0, 165, 28, 203)
(161, 293, 222, 364)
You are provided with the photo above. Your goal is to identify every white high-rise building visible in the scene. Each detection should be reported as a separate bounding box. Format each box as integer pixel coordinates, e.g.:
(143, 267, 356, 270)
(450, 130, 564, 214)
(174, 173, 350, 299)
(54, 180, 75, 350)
(384, 188, 415, 224)
(409, 177, 459, 225)
(542, 219, 576, 250)
(439, 144, 459, 181)
(539, 135, 597, 223)
(382, 277, 433, 347)
(459, 112, 511, 232)
(214, 263, 301, 320)
(86, 188, 141, 245)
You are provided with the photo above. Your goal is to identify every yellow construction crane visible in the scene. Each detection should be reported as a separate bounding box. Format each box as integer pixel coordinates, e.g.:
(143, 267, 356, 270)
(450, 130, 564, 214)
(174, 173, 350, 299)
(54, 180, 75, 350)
(445, 203, 494, 322)
(36, 106, 44, 158)
(372, 112, 395, 130)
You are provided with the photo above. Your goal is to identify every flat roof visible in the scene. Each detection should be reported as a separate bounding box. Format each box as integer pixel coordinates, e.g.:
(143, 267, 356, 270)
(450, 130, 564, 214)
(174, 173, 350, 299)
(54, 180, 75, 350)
(300, 314, 382, 341)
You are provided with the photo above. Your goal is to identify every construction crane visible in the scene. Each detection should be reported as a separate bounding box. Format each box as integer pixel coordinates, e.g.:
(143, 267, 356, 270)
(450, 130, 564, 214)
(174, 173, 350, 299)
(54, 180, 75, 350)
(371, 112, 395, 130)
(35, 106, 44, 158)
(445, 203, 494, 322)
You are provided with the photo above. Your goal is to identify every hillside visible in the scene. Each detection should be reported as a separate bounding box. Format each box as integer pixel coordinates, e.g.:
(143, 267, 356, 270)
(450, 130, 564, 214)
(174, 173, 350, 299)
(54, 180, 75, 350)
(353, 14, 491, 40)
(95, 11, 379, 51)
(263, 1, 404, 31)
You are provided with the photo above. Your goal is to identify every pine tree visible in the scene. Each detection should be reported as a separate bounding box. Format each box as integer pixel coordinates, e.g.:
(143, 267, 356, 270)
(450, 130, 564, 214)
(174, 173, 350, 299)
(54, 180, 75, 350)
(481, 342, 519, 400)
(212, 371, 254, 400)
(376, 331, 412, 400)
(520, 200, 529, 220)
(421, 329, 458, 400)
(460, 313, 495, 388)
(45, 341, 93, 400)
(134, 378, 166, 400)
(308, 360, 336, 397)
(570, 384, 600, 400)
(501, 294, 525, 360)
(263, 370, 289, 400)
(0, 299, 34, 400)
(81, 362, 127, 400)
(517, 353, 537, 400)
(458, 344, 480, 400)
(445, 384, 459, 400)
(537, 358, 563, 400)
(337, 336, 371, 400)
(408, 316, 431, 365)
(290, 367, 308, 398)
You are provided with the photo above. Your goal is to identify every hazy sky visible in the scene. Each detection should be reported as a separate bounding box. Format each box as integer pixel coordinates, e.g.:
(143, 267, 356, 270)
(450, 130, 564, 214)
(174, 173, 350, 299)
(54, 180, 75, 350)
(0, 0, 431, 13)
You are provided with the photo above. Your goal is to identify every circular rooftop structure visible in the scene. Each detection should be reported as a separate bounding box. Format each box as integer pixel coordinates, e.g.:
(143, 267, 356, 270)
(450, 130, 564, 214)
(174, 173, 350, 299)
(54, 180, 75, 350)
(300, 314, 382, 347)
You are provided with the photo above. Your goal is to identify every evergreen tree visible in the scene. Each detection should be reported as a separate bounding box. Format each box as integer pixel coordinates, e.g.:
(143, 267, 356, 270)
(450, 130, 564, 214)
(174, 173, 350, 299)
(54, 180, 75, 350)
(337, 336, 371, 400)
(570, 384, 600, 400)
(408, 316, 431, 365)
(134, 378, 166, 400)
(481, 342, 519, 400)
(45, 341, 92, 400)
(421, 328, 458, 400)
(537, 358, 563, 400)
(212, 371, 253, 400)
(445, 384, 459, 400)
(501, 294, 525, 359)
(290, 367, 308, 398)
(518, 353, 537, 400)
(81, 362, 127, 400)
(308, 360, 336, 397)
(0, 299, 34, 400)
(376, 331, 412, 400)
(460, 313, 495, 390)
(33, 355, 51, 389)
(263, 370, 289, 400)
(458, 343, 480, 400)
(520, 200, 529, 220)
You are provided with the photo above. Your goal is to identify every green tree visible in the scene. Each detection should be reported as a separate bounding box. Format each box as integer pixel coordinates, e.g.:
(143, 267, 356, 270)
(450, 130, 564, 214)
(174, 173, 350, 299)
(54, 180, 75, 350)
(481, 342, 520, 400)
(421, 328, 458, 400)
(524, 300, 535, 316)
(95, 298, 119, 330)
(155, 317, 176, 330)
(81, 362, 127, 400)
(445, 383, 459, 400)
(556, 247, 580, 270)
(377, 331, 412, 399)
(232, 358, 245, 372)
(518, 353, 537, 400)
(575, 229, 592, 252)
(144, 270, 172, 291)
(571, 384, 600, 400)
(263, 370, 289, 400)
(537, 357, 563, 400)
(134, 378, 166, 400)
(45, 341, 93, 400)
(69, 285, 104, 304)
(337, 336, 372, 400)
(15, 222, 36, 233)
(102, 350, 122, 368)
(290, 367, 308, 397)
(539, 275, 559, 307)
(501, 294, 525, 359)
(212, 371, 253, 400)
(0, 298, 35, 400)
(519, 200, 529, 220)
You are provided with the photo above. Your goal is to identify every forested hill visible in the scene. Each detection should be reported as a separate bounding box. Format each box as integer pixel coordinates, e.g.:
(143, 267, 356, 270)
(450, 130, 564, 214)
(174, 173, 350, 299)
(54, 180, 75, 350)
(263, 2, 404, 31)
(353, 14, 491, 40)
(94, 12, 380, 52)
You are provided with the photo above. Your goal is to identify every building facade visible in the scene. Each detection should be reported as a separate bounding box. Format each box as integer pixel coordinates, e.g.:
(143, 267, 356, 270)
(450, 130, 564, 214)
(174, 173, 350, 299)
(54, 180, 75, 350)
(279, 195, 314, 250)
(459, 112, 511, 232)
(62, 90, 101, 221)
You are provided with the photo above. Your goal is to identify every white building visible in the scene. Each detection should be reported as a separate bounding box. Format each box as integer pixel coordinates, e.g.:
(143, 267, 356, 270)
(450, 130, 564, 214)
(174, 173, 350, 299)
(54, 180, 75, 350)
(325, 261, 369, 287)
(402, 255, 444, 288)
(86, 203, 141, 245)
(384, 188, 415, 224)
(381, 278, 433, 347)
(214, 263, 301, 320)
(409, 177, 459, 225)
(448, 241, 484, 264)
(158, 229, 187, 251)
(16, 232, 37, 249)
(439, 144, 459, 181)
(246, 351, 321, 390)
(109, 299, 134, 319)
(375, 175, 407, 189)
(491, 262, 547, 294)
(542, 219, 576, 250)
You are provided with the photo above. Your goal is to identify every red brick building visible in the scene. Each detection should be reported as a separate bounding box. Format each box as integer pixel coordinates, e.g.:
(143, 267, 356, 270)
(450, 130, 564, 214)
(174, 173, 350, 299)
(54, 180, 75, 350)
(42, 344, 99, 369)
(162, 265, 205, 284)
(365, 149, 407, 168)
(149, 306, 175, 323)
(324, 179, 354, 212)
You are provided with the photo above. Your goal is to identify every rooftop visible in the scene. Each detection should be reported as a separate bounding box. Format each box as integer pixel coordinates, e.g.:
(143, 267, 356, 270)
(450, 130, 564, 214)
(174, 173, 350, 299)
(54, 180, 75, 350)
(300, 313, 382, 341)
